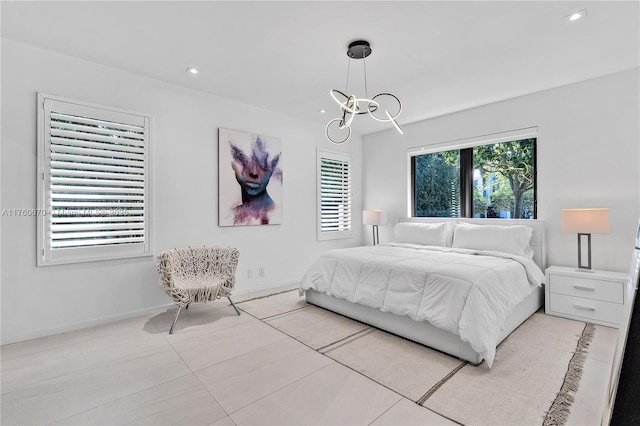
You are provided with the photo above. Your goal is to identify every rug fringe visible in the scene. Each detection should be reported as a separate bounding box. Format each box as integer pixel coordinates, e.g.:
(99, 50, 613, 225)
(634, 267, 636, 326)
(542, 323, 595, 426)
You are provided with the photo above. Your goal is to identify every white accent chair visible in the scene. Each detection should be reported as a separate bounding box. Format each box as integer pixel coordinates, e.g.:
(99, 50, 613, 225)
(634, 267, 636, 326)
(157, 246, 240, 334)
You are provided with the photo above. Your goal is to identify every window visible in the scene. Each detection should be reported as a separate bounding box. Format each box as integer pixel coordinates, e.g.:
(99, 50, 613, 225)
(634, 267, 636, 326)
(317, 149, 353, 240)
(411, 136, 536, 219)
(413, 149, 460, 217)
(37, 93, 151, 265)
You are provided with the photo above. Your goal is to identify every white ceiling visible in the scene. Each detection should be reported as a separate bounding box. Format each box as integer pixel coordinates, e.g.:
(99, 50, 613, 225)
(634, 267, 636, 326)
(2, 1, 639, 137)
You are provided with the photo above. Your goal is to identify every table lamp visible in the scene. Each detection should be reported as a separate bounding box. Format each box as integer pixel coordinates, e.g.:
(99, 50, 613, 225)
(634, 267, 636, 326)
(561, 208, 609, 271)
(363, 210, 387, 246)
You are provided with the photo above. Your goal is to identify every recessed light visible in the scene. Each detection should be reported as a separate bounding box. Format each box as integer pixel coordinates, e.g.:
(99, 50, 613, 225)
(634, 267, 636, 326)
(566, 9, 586, 22)
(318, 109, 327, 114)
(186, 67, 199, 74)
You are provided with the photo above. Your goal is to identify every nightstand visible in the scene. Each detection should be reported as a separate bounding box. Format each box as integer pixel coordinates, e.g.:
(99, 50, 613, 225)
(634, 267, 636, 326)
(545, 265, 628, 328)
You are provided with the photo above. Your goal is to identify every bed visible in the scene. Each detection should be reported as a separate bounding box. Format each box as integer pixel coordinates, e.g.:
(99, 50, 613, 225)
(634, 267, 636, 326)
(300, 218, 546, 367)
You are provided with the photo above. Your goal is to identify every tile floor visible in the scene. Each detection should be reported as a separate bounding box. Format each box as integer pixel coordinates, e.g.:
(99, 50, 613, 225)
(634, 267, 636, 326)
(1, 291, 618, 426)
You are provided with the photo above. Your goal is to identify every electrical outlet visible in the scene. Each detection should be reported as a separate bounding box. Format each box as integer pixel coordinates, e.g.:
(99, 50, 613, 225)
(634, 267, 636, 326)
(259, 267, 265, 277)
(247, 269, 253, 278)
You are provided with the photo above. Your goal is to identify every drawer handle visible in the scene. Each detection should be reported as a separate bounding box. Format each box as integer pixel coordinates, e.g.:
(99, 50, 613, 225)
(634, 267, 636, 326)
(573, 304, 596, 311)
(573, 285, 595, 291)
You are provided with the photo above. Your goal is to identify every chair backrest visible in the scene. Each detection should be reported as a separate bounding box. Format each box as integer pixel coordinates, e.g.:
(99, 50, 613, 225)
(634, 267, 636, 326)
(157, 246, 240, 288)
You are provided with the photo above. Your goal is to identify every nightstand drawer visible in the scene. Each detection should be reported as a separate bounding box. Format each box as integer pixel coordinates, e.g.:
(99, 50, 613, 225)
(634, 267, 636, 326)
(549, 273, 623, 304)
(549, 293, 622, 325)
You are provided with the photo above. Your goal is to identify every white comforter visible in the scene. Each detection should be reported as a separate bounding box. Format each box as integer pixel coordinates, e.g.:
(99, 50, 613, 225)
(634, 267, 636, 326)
(299, 243, 545, 367)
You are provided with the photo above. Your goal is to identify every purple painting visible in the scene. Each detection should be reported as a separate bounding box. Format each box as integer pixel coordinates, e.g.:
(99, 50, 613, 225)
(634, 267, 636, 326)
(219, 128, 283, 226)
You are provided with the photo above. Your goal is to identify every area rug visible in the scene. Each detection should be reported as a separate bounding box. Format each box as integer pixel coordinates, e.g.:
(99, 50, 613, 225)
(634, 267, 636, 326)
(238, 289, 594, 426)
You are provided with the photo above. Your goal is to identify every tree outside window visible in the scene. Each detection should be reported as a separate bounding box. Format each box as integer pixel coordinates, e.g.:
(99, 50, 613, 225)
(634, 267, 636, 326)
(412, 138, 536, 219)
(414, 150, 460, 217)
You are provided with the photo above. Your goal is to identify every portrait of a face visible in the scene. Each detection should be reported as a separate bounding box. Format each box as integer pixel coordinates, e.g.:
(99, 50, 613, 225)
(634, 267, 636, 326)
(219, 128, 283, 226)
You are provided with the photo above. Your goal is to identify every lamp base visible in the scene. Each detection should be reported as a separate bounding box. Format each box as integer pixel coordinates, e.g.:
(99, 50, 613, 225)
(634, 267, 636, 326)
(577, 233, 592, 270)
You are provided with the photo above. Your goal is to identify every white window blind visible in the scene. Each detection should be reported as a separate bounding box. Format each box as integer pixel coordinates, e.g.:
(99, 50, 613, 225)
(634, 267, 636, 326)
(37, 93, 151, 265)
(317, 149, 353, 240)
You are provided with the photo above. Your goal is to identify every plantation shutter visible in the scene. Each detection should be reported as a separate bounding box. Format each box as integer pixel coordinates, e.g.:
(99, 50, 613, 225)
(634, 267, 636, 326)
(37, 94, 151, 265)
(317, 149, 353, 240)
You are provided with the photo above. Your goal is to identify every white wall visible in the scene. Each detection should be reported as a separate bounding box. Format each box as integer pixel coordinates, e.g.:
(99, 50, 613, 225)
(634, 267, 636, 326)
(363, 68, 640, 273)
(0, 39, 363, 344)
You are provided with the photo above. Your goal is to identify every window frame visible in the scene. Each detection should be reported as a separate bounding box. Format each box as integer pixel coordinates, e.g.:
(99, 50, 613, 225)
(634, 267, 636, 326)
(317, 148, 353, 241)
(36, 93, 152, 266)
(408, 127, 538, 219)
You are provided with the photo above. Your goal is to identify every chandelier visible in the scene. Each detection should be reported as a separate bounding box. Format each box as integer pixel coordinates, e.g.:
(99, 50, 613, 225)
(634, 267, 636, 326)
(326, 40, 403, 144)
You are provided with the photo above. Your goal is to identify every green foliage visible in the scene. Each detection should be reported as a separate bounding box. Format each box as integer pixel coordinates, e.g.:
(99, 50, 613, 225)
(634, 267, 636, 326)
(490, 184, 514, 215)
(414, 139, 535, 219)
(414, 150, 460, 217)
(474, 139, 535, 219)
(520, 189, 535, 219)
(473, 186, 487, 216)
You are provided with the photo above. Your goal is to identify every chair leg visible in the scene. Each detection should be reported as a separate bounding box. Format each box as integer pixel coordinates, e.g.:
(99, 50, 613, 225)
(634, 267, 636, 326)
(169, 305, 182, 334)
(228, 297, 241, 315)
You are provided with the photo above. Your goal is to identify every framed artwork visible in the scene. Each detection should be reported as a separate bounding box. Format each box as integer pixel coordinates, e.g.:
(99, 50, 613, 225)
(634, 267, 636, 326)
(218, 128, 283, 226)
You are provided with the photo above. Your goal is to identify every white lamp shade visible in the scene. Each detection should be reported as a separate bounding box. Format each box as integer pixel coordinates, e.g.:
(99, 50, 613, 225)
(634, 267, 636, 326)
(363, 210, 387, 226)
(561, 208, 610, 234)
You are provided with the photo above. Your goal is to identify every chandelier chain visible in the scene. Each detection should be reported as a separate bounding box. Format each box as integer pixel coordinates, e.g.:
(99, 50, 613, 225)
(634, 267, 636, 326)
(345, 58, 351, 94)
(363, 56, 368, 99)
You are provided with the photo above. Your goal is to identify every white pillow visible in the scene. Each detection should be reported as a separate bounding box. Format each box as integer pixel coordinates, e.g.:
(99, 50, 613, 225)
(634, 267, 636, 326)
(394, 222, 453, 247)
(451, 223, 534, 258)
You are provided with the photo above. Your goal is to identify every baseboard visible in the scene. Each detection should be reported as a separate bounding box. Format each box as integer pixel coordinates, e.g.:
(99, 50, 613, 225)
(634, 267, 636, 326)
(2, 280, 302, 346)
(1, 303, 175, 346)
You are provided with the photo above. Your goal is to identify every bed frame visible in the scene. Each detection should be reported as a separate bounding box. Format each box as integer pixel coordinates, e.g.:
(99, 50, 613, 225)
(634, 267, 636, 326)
(306, 218, 546, 365)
